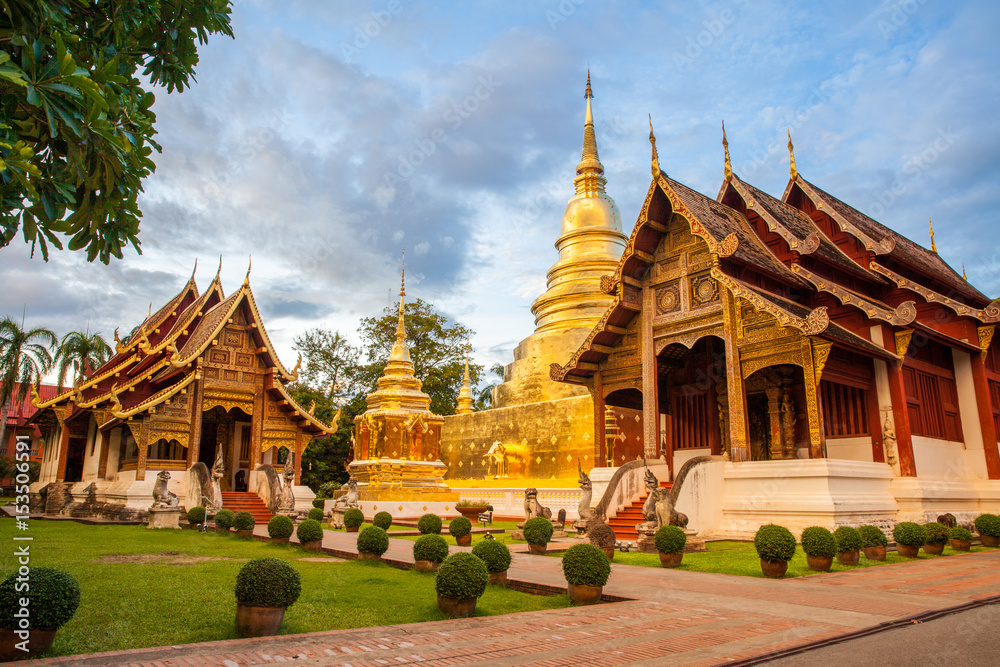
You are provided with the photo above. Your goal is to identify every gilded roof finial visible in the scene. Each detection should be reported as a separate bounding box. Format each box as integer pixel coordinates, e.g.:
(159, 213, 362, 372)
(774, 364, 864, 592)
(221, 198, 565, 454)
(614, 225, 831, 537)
(963, 263, 968, 280)
(787, 129, 798, 181)
(189, 259, 198, 284)
(722, 121, 732, 183)
(649, 114, 660, 177)
(243, 255, 251, 286)
(215, 255, 223, 279)
(930, 217, 937, 253)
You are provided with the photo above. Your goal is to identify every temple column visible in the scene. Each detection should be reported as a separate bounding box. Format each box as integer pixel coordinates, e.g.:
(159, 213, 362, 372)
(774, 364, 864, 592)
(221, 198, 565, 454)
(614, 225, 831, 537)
(886, 361, 917, 477)
(866, 382, 885, 463)
(593, 372, 605, 465)
(251, 376, 265, 470)
(640, 285, 659, 460)
(721, 289, 749, 460)
(765, 387, 782, 459)
(135, 418, 150, 482)
(188, 373, 204, 468)
(970, 351, 1000, 479)
(54, 416, 70, 482)
(97, 413, 112, 479)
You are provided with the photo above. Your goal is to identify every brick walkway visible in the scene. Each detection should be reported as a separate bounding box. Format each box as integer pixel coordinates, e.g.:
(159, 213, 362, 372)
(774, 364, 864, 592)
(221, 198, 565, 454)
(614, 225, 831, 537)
(15, 529, 1000, 666)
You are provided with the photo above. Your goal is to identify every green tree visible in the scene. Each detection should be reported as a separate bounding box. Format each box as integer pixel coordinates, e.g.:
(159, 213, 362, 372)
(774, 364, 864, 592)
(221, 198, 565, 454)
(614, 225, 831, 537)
(54, 329, 112, 390)
(0, 315, 56, 448)
(290, 383, 357, 491)
(0, 0, 234, 262)
(358, 298, 483, 416)
(292, 328, 361, 404)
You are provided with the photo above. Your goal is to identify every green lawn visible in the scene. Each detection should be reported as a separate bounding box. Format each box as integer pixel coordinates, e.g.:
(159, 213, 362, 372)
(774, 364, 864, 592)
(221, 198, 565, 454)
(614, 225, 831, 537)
(0, 518, 571, 658)
(607, 543, 995, 577)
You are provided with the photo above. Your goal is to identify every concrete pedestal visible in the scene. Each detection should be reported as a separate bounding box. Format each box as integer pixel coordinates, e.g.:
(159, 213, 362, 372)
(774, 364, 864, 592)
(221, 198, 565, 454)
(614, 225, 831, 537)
(147, 507, 184, 529)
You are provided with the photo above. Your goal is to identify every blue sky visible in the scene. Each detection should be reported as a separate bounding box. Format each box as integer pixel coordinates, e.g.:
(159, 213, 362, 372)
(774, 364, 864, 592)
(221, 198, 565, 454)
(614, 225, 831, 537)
(4, 0, 1000, 383)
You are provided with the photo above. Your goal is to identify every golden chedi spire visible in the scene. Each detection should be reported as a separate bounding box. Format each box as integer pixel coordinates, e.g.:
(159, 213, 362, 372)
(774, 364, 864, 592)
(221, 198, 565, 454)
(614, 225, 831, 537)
(722, 121, 732, 182)
(455, 340, 474, 414)
(364, 251, 432, 414)
(788, 129, 798, 181)
(493, 72, 628, 408)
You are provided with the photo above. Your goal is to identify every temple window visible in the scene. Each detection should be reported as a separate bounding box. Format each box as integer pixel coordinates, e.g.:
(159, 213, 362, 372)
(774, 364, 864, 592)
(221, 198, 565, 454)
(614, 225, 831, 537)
(821, 380, 869, 438)
(147, 438, 187, 461)
(119, 428, 138, 463)
(903, 338, 962, 441)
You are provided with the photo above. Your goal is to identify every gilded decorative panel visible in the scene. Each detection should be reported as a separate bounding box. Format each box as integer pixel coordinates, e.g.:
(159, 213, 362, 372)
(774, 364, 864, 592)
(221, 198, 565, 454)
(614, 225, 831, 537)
(655, 282, 681, 315)
(209, 349, 230, 365)
(690, 273, 719, 308)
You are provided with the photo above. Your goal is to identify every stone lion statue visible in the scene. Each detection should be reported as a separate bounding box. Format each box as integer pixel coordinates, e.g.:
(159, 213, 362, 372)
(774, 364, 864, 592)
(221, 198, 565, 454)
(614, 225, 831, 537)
(151, 471, 179, 508)
(332, 477, 360, 512)
(652, 487, 688, 530)
(524, 487, 552, 521)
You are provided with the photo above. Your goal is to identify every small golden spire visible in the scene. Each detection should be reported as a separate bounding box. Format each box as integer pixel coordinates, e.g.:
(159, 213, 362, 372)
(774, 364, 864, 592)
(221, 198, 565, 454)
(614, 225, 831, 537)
(722, 121, 732, 182)
(930, 217, 937, 253)
(575, 71, 604, 196)
(243, 255, 251, 286)
(456, 339, 474, 414)
(649, 114, 660, 177)
(963, 263, 968, 280)
(389, 250, 411, 363)
(787, 129, 797, 181)
(585, 69, 592, 99)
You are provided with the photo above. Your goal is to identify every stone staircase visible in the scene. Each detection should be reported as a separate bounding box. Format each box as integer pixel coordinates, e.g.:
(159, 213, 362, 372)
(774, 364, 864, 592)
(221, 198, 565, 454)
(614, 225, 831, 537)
(607, 481, 672, 541)
(220, 491, 273, 524)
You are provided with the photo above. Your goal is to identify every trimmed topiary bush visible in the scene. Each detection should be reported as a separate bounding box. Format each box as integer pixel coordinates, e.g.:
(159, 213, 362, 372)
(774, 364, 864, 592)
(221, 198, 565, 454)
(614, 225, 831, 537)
(435, 553, 489, 600)
(418, 513, 443, 534)
(357, 525, 389, 556)
(923, 522, 949, 544)
(754, 524, 796, 563)
(234, 558, 301, 608)
(800, 527, 837, 558)
(859, 525, 888, 548)
(233, 511, 256, 532)
(472, 539, 512, 573)
(187, 506, 206, 524)
(413, 534, 450, 563)
(373, 511, 393, 530)
(308, 507, 324, 522)
(833, 526, 862, 552)
(0, 567, 81, 629)
(215, 509, 236, 530)
(974, 513, 1000, 537)
(654, 525, 687, 555)
(267, 514, 294, 539)
(296, 518, 324, 544)
(893, 522, 927, 547)
(523, 517, 554, 545)
(949, 527, 973, 541)
(449, 516, 472, 538)
(588, 523, 617, 548)
(343, 508, 364, 529)
(562, 543, 611, 587)
(312, 498, 325, 509)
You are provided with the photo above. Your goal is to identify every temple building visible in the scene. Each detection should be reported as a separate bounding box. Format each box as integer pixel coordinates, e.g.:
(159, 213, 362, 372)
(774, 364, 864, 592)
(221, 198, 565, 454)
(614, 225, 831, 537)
(28, 263, 332, 518)
(546, 123, 1000, 533)
(440, 75, 637, 491)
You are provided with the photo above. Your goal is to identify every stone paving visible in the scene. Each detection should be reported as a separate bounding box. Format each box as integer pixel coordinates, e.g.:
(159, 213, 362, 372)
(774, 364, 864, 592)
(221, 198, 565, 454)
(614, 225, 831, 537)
(15, 528, 1000, 666)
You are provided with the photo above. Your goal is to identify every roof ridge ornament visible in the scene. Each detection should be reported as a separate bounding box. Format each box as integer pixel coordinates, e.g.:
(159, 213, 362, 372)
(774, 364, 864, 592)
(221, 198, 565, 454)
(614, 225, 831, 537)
(787, 129, 797, 181)
(929, 217, 937, 253)
(649, 114, 660, 177)
(243, 255, 251, 286)
(722, 120, 732, 183)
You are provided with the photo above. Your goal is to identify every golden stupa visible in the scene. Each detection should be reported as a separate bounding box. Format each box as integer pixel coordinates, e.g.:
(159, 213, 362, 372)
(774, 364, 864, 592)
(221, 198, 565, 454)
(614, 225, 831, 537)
(351, 258, 458, 503)
(441, 74, 627, 485)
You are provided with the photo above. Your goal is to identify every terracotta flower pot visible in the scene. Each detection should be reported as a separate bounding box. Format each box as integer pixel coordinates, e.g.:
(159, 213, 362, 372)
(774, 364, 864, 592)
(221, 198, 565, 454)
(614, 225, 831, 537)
(567, 583, 603, 605)
(301, 540, 323, 552)
(836, 549, 860, 566)
(806, 554, 833, 572)
(981, 535, 999, 548)
(437, 594, 477, 618)
(760, 559, 788, 579)
(601, 546, 615, 562)
(897, 544, 920, 558)
(414, 559, 439, 573)
(489, 570, 508, 586)
(528, 543, 547, 555)
(863, 546, 886, 561)
(923, 542, 945, 556)
(270, 537, 290, 545)
(235, 604, 286, 638)
(456, 506, 485, 522)
(659, 552, 683, 568)
(346, 525, 359, 533)
(950, 539, 972, 552)
(0, 627, 58, 661)
(455, 534, 472, 547)
(358, 552, 381, 562)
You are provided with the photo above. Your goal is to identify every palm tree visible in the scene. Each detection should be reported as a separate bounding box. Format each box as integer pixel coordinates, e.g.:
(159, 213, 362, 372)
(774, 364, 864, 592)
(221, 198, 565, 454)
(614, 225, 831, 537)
(55, 330, 113, 392)
(0, 316, 57, 451)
